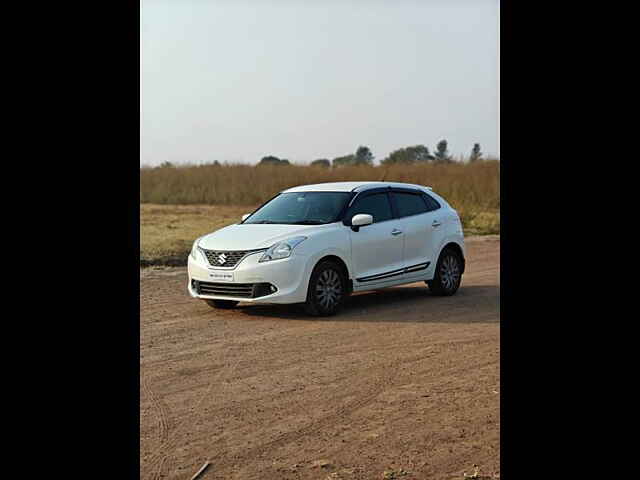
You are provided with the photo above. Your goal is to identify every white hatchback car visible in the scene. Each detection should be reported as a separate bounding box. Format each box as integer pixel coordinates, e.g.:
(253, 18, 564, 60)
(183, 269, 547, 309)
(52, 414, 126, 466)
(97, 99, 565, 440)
(188, 182, 465, 316)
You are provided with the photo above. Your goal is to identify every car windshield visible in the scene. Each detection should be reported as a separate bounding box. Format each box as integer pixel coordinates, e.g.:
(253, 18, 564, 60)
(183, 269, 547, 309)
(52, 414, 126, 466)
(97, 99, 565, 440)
(243, 192, 352, 225)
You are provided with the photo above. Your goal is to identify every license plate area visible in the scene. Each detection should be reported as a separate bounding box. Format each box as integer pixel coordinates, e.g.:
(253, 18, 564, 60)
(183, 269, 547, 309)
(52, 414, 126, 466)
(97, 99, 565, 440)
(208, 270, 234, 282)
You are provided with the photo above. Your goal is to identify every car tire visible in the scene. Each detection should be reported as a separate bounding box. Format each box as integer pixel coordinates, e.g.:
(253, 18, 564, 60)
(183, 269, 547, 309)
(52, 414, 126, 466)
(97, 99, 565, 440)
(205, 299, 239, 309)
(304, 260, 348, 317)
(427, 248, 463, 296)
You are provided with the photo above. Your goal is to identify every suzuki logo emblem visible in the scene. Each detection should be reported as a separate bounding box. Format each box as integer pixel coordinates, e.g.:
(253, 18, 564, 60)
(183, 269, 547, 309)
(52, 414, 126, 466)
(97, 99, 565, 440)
(217, 253, 227, 264)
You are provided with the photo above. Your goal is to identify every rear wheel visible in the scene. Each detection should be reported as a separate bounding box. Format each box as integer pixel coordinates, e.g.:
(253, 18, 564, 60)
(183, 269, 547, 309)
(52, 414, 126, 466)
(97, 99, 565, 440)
(205, 299, 239, 309)
(304, 260, 347, 316)
(427, 248, 463, 296)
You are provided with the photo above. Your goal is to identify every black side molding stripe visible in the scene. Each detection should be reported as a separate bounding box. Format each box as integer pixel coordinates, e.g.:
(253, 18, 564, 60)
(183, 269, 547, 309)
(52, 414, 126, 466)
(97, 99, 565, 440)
(405, 262, 430, 273)
(356, 267, 405, 282)
(356, 262, 431, 282)
(360, 270, 405, 282)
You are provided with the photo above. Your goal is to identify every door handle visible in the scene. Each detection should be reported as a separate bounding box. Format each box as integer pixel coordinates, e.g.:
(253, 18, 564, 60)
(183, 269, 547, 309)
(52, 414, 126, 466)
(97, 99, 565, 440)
(432, 220, 442, 227)
(391, 229, 403, 236)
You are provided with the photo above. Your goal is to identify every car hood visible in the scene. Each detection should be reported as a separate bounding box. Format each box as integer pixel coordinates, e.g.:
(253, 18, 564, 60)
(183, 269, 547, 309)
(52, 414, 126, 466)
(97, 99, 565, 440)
(198, 223, 327, 251)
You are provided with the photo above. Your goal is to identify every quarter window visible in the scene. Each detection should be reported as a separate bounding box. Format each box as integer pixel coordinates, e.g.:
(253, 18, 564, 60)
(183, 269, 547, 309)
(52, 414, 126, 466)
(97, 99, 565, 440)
(392, 192, 429, 218)
(422, 192, 441, 212)
(347, 193, 393, 223)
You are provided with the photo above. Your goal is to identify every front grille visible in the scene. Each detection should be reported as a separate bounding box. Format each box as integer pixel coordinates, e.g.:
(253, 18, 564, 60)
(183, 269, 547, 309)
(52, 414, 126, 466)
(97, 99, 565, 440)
(193, 280, 276, 299)
(199, 249, 251, 268)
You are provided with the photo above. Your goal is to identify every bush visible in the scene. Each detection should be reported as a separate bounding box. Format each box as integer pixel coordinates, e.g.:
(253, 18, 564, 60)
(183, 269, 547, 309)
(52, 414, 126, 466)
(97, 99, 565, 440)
(311, 159, 331, 168)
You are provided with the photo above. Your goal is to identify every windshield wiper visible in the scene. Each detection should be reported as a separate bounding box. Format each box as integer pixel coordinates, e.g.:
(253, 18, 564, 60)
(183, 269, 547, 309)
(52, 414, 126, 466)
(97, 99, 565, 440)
(248, 220, 327, 225)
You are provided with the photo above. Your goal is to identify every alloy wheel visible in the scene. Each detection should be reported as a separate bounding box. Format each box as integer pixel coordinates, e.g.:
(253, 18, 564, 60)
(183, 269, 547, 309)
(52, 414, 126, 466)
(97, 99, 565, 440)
(316, 269, 342, 310)
(440, 254, 461, 290)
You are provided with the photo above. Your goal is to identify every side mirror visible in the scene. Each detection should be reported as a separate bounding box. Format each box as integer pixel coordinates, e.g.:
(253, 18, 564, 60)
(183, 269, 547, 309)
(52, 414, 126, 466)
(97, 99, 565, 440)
(352, 213, 373, 226)
(351, 214, 373, 232)
(241, 213, 251, 221)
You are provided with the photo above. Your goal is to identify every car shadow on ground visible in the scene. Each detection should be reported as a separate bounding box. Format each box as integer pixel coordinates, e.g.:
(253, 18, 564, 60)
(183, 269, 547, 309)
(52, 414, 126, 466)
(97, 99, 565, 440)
(233, 284, 500, 323)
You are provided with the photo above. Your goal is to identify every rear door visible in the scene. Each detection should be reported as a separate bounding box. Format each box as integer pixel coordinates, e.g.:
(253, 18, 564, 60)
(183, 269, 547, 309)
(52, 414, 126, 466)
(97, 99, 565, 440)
(390, 190, 441, 277)
(345, 191, 405, 284)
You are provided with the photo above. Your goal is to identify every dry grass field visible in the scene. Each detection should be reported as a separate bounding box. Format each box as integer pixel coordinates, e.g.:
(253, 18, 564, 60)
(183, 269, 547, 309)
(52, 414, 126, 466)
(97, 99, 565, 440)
(141, 161, 498, 208)
(140, 204, 256, 266)
(140, 161, 499, 265)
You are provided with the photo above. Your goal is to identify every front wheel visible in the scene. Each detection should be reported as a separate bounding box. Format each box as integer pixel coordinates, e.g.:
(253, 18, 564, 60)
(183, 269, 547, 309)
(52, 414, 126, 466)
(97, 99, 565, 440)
(205, 299, 239, 309)
(427, 249, 463, 296)
(304, 260, 347, 316)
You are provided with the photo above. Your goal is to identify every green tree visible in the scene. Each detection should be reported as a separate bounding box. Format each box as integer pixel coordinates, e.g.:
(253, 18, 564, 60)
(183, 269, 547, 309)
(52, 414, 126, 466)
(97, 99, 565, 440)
(355, 145, 374, 166)
(469, 143, 483, 163)
(434, 139, 452, 163)
(381, 145, 434, 165)
(332, 154, 356, 168)
(159, 161, 174, 168)
(407, 145, 434, 163)
(258, 155, 289, 166)
(311, 158, 330, 168)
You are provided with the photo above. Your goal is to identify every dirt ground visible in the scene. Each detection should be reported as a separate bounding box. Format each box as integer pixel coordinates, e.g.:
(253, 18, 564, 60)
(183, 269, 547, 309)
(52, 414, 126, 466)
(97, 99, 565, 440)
(140, 236, 500, 480)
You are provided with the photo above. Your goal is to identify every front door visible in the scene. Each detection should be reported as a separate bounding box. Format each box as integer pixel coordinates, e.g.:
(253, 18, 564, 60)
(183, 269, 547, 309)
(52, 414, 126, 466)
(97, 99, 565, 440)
(346, 192, 405, 284)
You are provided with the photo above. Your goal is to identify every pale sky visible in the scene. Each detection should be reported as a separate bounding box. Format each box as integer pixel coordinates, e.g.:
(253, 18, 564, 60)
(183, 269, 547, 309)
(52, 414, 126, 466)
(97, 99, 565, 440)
(141, 0, 499, 166)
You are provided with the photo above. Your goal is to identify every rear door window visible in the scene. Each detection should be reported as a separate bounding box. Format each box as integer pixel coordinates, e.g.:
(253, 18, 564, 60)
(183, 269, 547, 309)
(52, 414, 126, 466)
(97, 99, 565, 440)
(391, 192, 429, 218)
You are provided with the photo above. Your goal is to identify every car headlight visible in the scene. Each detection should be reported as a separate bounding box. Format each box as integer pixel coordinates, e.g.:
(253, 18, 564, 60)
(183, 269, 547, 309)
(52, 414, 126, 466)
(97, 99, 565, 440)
(259, 236, 307, 262)
(190, 237, 202, 261)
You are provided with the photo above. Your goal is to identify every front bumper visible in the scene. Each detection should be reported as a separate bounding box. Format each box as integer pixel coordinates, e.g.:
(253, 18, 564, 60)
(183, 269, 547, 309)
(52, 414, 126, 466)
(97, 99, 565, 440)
(187, 250, 311, 304)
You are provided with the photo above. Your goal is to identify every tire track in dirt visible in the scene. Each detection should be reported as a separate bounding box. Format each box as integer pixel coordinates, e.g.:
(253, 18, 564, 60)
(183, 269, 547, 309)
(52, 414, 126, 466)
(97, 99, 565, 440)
(142, 330, 247, 479)
(144, 382, 172, 478)
(142, 336, 495, 477)
(205, 349, 498, 477)
(182, 361, 403, 477)
(141, 374, 170, 444)
(147, 336, 493, 431)
(141, 373, 174, 480)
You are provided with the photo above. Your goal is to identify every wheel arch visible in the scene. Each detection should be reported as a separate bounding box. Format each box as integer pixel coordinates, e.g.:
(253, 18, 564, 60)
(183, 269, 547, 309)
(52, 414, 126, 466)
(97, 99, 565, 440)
(437, 241, 466, 274)
(312, 254, 353, 294)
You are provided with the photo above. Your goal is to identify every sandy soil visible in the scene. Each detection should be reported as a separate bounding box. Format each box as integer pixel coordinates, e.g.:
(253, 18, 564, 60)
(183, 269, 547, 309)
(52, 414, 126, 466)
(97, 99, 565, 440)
(140, 236, 500, 480)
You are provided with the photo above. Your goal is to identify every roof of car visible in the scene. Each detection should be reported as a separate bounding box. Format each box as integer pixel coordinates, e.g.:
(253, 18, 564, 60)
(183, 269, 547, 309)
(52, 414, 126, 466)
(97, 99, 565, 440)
(282, 181, 431, 193)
